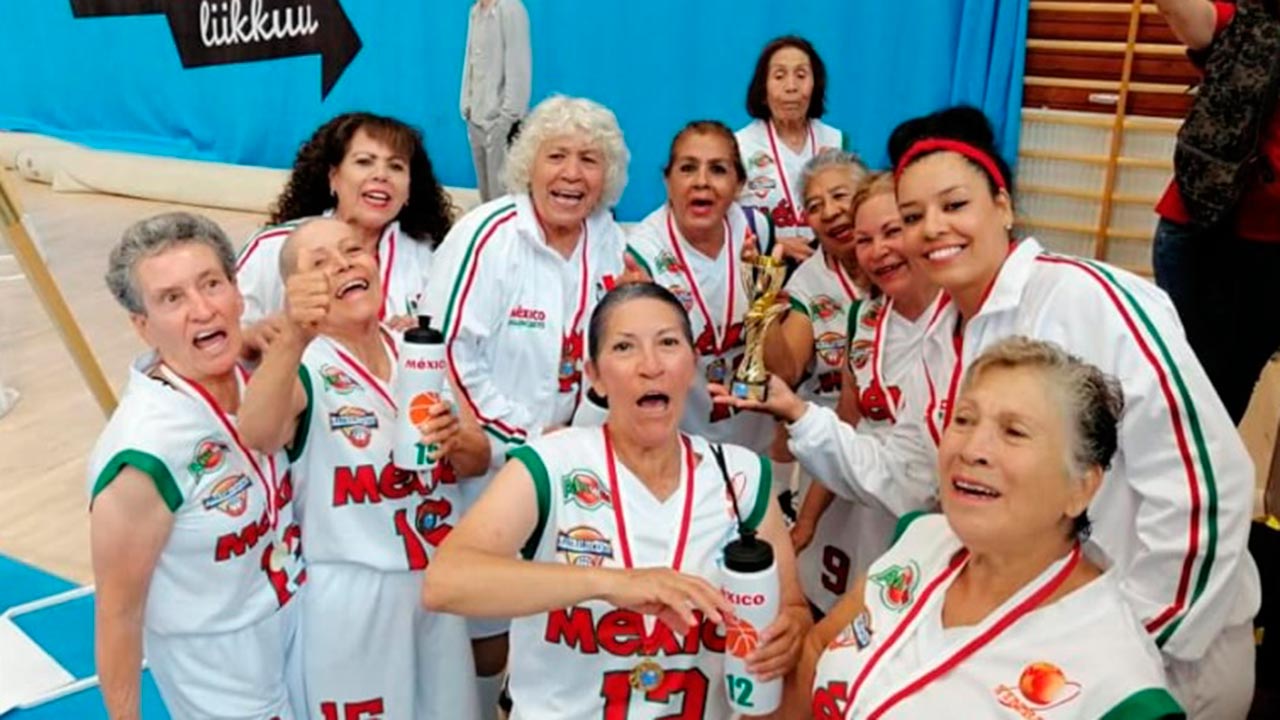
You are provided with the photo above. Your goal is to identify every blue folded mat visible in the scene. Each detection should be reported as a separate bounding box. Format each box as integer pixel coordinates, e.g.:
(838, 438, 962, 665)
(0, 555, 168, 718)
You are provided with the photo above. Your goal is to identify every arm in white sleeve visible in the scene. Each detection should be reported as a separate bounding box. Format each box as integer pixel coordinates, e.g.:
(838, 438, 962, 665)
(460, 8, 474, 119)
(422, 231, 542, 465)
(499, 0, 532, 121)
(1039, 269, 1256, 660)
(785, 400, 938, 518)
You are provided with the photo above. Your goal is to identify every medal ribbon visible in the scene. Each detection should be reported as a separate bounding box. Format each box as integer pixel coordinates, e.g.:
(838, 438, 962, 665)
(158, 363, 280, 532)
(848, 543, 1082, 719)
(868, 298, 896, 423)
(328, 329, 400, 414)
(602, 425, 696, 571)
(561, 223, 591, 393)
(666, 212, 736, 357)
(832, 258, 860, 304)
(765, 120, 817, 226)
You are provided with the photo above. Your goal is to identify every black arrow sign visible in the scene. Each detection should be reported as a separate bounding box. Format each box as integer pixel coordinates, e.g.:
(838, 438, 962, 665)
(70, 0, 361, 98)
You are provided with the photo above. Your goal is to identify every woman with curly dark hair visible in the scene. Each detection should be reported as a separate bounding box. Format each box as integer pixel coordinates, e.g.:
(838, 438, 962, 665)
(236, 112, 455, 341)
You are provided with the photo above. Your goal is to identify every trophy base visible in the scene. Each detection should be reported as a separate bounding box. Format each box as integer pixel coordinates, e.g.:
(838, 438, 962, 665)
(731, 379, 768, 402)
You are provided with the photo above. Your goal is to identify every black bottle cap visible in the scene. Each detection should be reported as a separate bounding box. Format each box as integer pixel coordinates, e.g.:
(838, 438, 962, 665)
(404, 315, 444, 345)
(723, 531, 774, 573)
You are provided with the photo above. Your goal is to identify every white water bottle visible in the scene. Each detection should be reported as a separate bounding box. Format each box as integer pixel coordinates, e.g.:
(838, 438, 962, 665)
(392, 316, 447, 471)
(721, 532, 781, 715)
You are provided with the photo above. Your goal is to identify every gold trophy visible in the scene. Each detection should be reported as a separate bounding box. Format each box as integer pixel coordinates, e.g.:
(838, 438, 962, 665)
(731, 254, 788, 401)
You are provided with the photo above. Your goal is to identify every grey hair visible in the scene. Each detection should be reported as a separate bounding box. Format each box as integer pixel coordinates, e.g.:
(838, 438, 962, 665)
(961, 337, 1124, 541)
(799, 148, 869, 204)
(503, 94, 630, 210)
(963, 336, 1124, 476)
(105, 212, 236, 315)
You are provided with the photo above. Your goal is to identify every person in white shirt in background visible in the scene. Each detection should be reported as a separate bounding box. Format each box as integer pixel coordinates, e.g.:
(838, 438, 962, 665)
(462, 0, 532, 202)
(423, 94, 630, 717)
(736, 35, 848, 266)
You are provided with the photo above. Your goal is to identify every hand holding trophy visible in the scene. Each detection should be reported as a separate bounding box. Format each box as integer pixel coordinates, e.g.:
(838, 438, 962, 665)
(730, 252, 787, 402)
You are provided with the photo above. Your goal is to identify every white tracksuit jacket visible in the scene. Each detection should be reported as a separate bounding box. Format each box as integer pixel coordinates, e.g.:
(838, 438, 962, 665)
(420, 194, 626, 492)
(786, 239, 1260, 661)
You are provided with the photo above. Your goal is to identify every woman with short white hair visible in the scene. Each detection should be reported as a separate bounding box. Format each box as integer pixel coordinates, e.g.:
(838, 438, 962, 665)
(420, 93, 631, 709)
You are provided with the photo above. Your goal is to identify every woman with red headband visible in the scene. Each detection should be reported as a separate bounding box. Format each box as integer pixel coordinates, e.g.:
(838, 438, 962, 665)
(719, 106, 1259, 717)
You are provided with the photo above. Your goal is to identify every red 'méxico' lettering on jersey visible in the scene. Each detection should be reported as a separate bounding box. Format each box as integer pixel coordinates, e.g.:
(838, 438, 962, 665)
(543, 606, 726, 656)
(332, 463, 437, 506)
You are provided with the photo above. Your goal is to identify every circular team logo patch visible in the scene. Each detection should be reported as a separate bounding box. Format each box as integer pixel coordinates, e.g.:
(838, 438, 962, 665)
(860, 302, 885, 329)
(848, 339, 873, 371)
(815, 331, 846, 368)
(748, 175, 776, 199)
(655, 250, 683, 275)
(319, 363, 360, 394)
(201, 473, 252, 517)
(328, 406, 379, 448)
(188, 437, 229, 479)
(810, 295, 840, 321)
(995, 662, 1083, 714)
(556, 525, 614, 567)
(667, 284, 695, 312)
(869, 561, 919, 611)
(562, 470, 612, 510)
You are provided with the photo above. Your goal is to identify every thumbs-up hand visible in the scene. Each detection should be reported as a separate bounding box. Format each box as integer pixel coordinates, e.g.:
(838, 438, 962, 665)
(285, 247, 331, 338)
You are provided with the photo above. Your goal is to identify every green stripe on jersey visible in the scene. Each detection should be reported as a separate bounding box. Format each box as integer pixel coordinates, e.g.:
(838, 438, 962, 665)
(1098, 688, 1184, 720)
(743, 454, 773, 531)
(287, 366, 314, 463)
(1083, 259, 1218, 646)
(91, 449, 183, 512)
(789, 295, 810, 318)
(509, 446, 551, 560)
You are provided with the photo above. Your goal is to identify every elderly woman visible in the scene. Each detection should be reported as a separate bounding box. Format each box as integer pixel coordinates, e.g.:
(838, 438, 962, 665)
(798, 338, 1182, 718)
(420, 92, 630, 705)
(731, 106, 1259, 718)
(769, 159, 941, 616)
(624, 120, 778, 453)
(423, 283, 810, 719)
(89, 212, 304, 718)
(237, 111, 454, 338)
(736, 36, 847, 262)
(237, 218, 489, 718)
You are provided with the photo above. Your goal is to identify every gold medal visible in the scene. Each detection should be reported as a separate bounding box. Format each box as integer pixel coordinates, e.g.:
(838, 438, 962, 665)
(630, 659, 664, 692)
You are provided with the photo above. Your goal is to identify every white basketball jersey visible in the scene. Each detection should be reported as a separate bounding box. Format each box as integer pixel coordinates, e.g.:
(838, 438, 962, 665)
(735, 119, 844, 243)
(506, 426, 773, 720)
(784, 248, 861, 407)
(291, 331, 463, 572)
(812, 514, 1179, 719)
(796, 295, 935, 613)
(236, 218, 434, 325)
(87, 353, 304, 635)
(626, 204, 777, 453)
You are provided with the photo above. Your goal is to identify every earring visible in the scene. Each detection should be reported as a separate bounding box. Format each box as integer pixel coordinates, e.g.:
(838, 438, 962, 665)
(1004, 223, 1013, 232)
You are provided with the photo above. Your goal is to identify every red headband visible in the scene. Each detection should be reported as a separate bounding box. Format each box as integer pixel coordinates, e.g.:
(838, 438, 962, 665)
(894, 138, 1008, 191)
